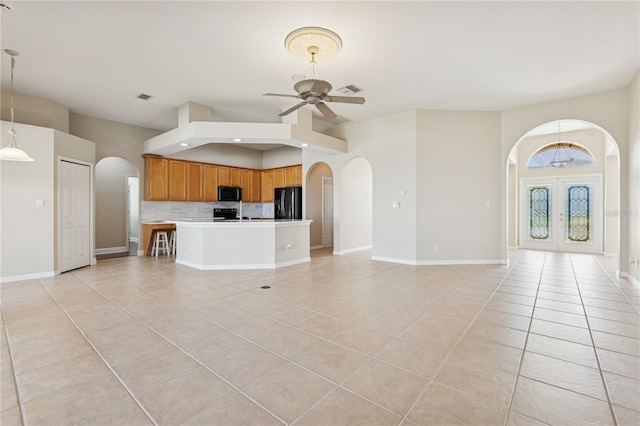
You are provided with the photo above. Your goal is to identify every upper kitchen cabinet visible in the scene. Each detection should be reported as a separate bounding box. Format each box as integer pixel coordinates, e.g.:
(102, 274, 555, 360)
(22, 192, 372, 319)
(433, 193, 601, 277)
(187, 162, 203, 201)
(285, 165, 302, 186)
(169, 159, 187, 200)
(251, 170, 261, 202)
(218, 166, 230, 186)
(230, 168, 241, 187)
(241, 169, 262, 203)
(273, 168, 285, 188)
(144, 155, 169, 200)
(261, 170, 274, 202)
(203, 164, 219, 201)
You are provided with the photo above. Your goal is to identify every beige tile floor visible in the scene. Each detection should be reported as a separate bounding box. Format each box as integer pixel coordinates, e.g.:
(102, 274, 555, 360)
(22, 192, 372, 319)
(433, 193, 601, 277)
(1, 249, 639, 425)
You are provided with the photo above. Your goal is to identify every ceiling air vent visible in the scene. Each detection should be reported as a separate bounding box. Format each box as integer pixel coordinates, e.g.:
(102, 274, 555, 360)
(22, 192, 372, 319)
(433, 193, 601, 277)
(137, 93, 152, 100)
(0, 2, 14, 11)
(337, 84, 363, 95)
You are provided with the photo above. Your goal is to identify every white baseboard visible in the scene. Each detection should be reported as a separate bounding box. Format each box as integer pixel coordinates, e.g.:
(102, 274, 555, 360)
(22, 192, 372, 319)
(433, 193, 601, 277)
(333, 245, 372, 256)
(175, 257, 311, 271)
(372, 256, 507, 266)
(95, 246, 129, 255)
(129, 237, 139, 243)
(603, 252, 617, 257)
(618, 271, 640, 286)
(0, 270, 55, 284)
(310, 245, 324, 251)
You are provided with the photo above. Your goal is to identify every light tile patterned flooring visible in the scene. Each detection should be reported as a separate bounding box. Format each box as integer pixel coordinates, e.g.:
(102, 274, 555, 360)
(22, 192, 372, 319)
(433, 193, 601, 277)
(1, 249, 639, 425)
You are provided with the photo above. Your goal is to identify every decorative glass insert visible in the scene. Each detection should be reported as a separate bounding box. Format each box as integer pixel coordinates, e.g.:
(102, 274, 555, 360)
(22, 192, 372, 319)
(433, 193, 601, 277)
(529, 186, 551, 240)
(565, 184, 592, 243)
(527, 142, 596, 169)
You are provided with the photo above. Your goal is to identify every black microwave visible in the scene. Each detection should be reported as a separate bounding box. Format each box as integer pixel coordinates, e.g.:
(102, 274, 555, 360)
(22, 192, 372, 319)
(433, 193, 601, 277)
(218, 186, 242, 201)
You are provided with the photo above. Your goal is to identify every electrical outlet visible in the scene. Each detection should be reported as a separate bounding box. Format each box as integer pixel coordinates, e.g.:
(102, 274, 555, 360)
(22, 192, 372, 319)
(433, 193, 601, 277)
(433, 245, 439, 252)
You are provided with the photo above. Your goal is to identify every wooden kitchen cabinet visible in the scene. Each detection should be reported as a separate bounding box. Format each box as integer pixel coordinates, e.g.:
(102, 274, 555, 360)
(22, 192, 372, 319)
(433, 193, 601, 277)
(218, 166, 230, 186)
(240, 169, 252, 202)
(261, 169, 274, 202)
(273, 168, 285, 188)
(169, 160, 187, 200)
(284, 165, 303, 186)
(144, 155, 169, 200)
(251, 170, 261, 202)
(203, 164, 219, 201)
(187, 162, 203, 201)
(230, 168, 241, 187)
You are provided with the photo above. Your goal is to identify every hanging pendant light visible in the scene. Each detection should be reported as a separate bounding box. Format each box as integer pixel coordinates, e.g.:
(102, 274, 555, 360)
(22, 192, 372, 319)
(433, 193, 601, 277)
(549, 121, 573, 168)
(0, 49, 34, 162)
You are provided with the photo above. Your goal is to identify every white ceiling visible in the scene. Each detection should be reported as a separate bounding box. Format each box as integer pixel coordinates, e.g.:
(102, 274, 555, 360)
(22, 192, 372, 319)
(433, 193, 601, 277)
(1, 1, 638, 133)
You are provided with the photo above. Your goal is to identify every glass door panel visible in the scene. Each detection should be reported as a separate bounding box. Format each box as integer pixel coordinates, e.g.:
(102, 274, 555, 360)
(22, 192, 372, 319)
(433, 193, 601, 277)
(520, 176, 601, 253)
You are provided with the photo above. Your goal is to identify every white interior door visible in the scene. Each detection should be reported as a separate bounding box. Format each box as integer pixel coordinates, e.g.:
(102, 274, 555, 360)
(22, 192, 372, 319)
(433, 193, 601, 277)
(59, 160, 91, 272)
(520, 175, 602, 253)
(322, 177, 334, 247)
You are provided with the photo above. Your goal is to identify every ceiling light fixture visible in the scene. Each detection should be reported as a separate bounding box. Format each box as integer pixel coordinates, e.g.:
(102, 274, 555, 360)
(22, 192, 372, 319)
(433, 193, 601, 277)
(0, 49, 34, 162)
(301, 143, 309, 147)
(284, 27, 342, 62)
(549, 122, 574, 168)
(179, 142, 189, 147)
(233, 138, 242, 142)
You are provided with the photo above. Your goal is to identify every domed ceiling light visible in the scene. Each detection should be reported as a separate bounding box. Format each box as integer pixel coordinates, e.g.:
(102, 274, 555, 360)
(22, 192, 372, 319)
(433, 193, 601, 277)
(0, 49, 34, 162)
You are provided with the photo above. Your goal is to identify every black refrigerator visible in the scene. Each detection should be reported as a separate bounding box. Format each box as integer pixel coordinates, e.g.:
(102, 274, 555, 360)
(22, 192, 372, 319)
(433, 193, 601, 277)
(274, 187, 302, 220)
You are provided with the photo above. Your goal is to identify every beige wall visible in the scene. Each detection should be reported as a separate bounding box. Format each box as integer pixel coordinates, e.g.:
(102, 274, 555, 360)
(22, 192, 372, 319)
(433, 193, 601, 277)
(0, 122, 96, 282)
(1, 90, 69, 133)
(341, 158, 373, 253)
(0, 122, 55, 281)
(416, 110, 503, 262)
(628, 70, 640, 283)
(324, 111, 418, 262)
(306, 162, 333, 248)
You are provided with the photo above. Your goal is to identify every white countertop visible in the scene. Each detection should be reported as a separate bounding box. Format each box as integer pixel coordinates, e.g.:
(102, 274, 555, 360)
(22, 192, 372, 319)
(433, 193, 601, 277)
(168, 219, 312, 227)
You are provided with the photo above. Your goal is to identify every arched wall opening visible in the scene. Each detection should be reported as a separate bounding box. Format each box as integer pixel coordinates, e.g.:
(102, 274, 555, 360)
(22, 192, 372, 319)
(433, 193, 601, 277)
(339, 157, 373, 255)
(95, 156, 140, 257)
(306, 162, 334, 250)
(506, 119, 620, 256)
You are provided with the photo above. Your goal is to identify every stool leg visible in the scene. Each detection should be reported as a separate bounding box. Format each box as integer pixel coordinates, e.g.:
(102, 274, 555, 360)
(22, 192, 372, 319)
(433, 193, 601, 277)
(169, 230, 176, 255)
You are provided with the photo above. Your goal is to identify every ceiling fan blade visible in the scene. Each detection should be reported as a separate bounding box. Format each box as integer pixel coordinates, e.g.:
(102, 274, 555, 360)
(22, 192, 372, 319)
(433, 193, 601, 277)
(278, 101, 307, 117)
(315, 102, 337, 120)
(263, 93, 301, 98)
(325, 95, 366, 104)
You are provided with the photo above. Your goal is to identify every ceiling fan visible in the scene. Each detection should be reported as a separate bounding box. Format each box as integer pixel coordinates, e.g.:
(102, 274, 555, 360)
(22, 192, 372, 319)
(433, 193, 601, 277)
(263, 46, 365, 120)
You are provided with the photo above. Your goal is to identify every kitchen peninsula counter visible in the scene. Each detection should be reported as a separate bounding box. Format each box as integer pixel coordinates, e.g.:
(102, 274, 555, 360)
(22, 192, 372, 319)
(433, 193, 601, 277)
(168, 219, 312, 270)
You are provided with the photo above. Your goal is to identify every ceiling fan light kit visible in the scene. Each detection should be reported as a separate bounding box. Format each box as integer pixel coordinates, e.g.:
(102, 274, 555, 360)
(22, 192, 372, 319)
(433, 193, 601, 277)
(265, 26, 365, 121)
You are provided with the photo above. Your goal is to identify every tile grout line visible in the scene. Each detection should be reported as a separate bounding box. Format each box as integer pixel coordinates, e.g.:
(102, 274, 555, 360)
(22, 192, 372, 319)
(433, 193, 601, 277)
(568, 255, 619, 426)
(68, 272, 290, 426)
(36, 279, 160, 426)
(591, 255, 640, 316)
(0, 305, 27, 426)
(393, 251, 533, 426)
(503, 252, 552, 425)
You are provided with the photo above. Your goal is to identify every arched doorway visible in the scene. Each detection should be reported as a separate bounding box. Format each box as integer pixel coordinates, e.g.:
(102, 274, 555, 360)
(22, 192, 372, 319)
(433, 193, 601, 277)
(507, 120, 620, 255)
(95, 157, 140, 258)
(306, 162, 334, 250)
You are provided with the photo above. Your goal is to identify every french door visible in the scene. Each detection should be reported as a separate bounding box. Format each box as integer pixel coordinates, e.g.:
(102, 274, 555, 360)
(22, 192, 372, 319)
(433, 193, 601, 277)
(519, 175, 602, 253)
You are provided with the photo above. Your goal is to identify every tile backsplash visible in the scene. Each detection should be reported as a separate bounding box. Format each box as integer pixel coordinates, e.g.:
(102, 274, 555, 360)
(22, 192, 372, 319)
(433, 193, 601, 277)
(142, 201, 274, 222)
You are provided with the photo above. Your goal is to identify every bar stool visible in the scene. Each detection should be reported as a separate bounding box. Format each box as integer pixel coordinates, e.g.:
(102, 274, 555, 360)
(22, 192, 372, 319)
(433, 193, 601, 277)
(151, 231, 169, 257)
(169, 230, 177, 255)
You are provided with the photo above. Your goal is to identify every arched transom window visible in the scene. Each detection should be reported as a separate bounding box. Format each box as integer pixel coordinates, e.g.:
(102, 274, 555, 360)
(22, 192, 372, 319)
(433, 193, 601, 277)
(527, 142, 596, 170)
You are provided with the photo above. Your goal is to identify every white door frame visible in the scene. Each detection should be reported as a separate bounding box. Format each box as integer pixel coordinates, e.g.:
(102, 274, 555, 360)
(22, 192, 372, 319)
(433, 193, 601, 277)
(58, 157, 95, 273)
(519, 174, 603, 253)
(126, 175, 139, 245)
